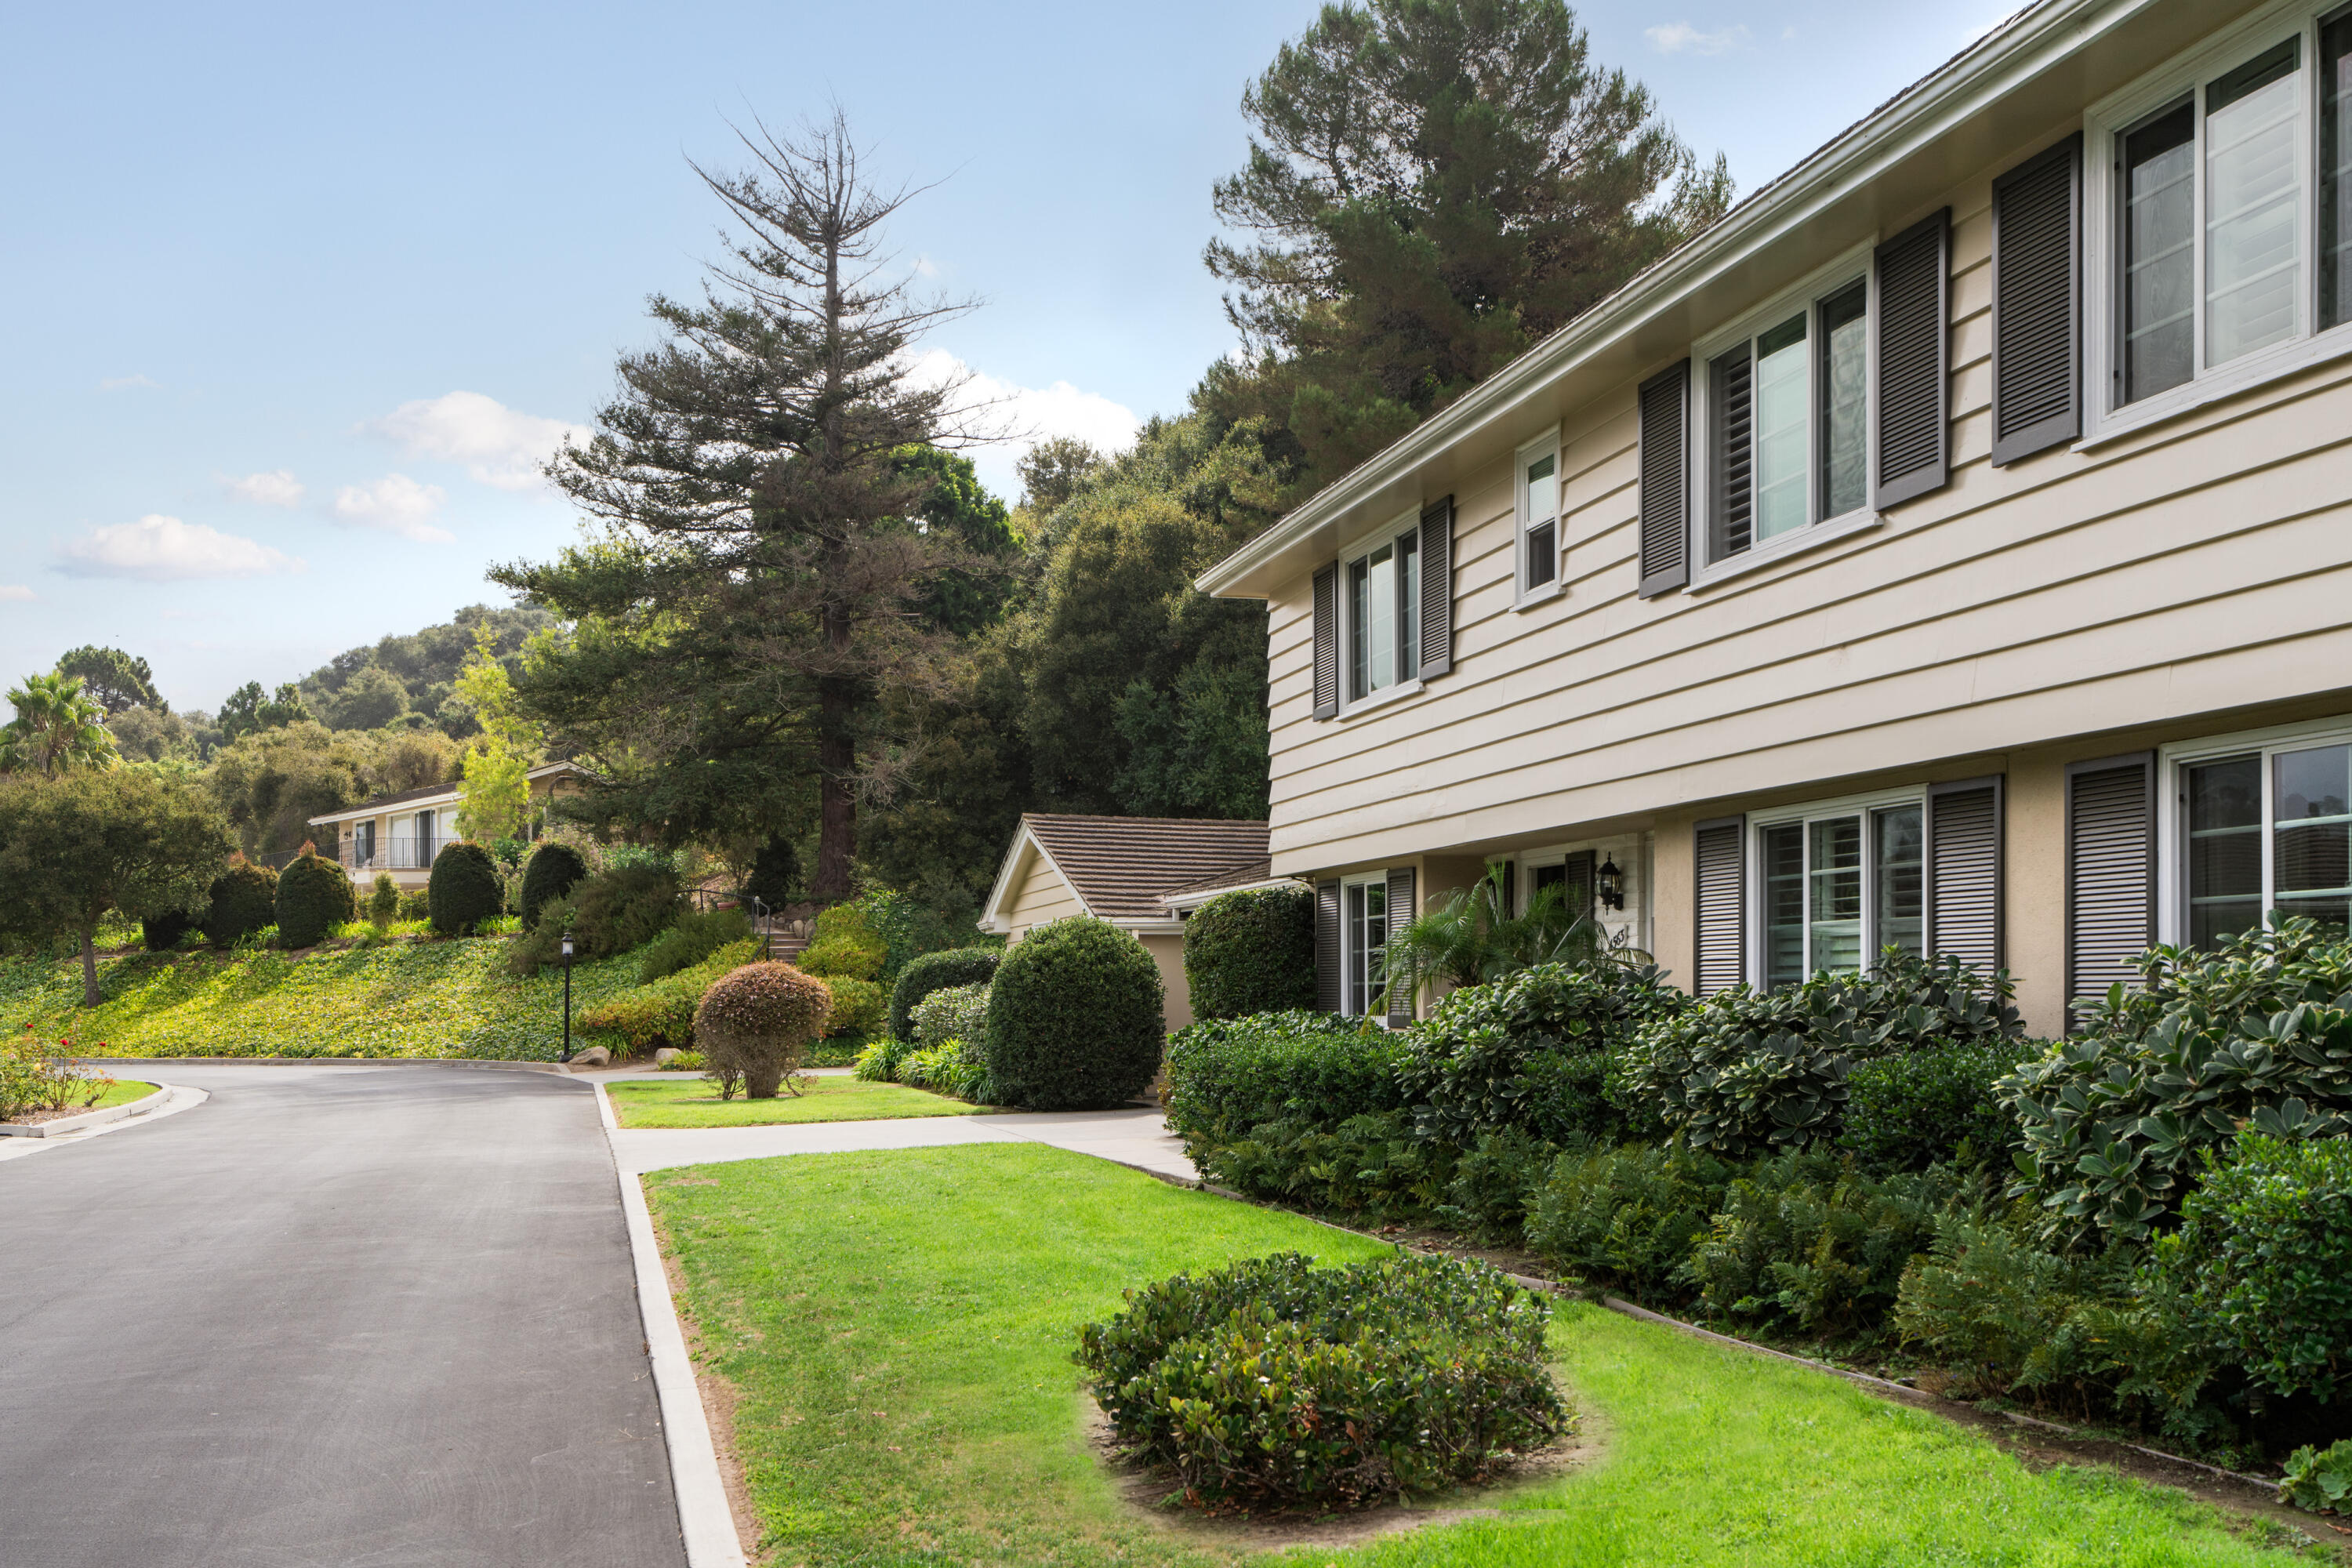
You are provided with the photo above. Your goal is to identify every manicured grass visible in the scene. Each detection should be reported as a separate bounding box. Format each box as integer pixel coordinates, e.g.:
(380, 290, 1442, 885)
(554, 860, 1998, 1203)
(0, 940, 643, 1060)
(89, 1078, 158, 1108)
(607, 1076, 985, 1127)
(649, 1145, 2322, 1568)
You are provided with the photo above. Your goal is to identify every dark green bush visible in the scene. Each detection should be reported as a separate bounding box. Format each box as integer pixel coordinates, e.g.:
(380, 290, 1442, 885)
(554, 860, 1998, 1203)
(2159, 1134, 2352, 1404)
(1076, 1251, 1563, 1509)
(201, 859, 278, 947)
(888, 946, 1002, 1042)
(636, 907, 753, 985)
(572, 864, 684, 957)
(1163, 1010, 1409, 1151)
(520, 842, 587, 930)
(1403, 962, 1688, 1147)
(1687, 1153, 1965, 1337)
(142, 908, 198, 952)
(1436, 1126, 1566, 1242)
(984, 916, 1163, 1110)
(1181, 884, 1316, 1022)
(1524, 1142, 1739, 1301)
(1203, 1109, 1455, 1213)
(1842, 1037, 2040, 1173)
(368, 873, 399, 925)
(1613, 953, 2022, 1156)
(274, 848, 357, 948)
(2005, 918, 2352, 1245)
(426, 841, 504, 936)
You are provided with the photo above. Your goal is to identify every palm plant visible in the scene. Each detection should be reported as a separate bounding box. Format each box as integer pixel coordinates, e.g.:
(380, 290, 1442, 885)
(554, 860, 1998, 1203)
(1379, 862, 1610, 1013)
(1, 671, 119, 777)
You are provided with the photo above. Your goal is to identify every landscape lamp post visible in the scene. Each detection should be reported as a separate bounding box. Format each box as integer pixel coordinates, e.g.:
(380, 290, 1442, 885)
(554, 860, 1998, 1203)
(561, 934, 575, 1063)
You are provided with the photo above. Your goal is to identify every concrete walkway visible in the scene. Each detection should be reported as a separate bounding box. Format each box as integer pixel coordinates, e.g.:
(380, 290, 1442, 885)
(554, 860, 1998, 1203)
(608, 1102, 1200, 1182)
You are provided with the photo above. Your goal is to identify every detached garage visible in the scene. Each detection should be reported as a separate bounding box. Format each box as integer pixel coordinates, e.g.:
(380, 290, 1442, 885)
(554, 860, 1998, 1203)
(978, 814, 1272, 1034)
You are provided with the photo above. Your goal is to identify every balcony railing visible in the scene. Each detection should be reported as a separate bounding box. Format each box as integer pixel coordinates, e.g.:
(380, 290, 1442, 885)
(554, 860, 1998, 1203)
(335, 835, 438, 873)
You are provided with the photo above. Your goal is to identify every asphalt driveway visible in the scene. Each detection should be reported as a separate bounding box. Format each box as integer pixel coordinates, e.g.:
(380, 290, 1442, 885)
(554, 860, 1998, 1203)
(0, 1063, 687, 1568)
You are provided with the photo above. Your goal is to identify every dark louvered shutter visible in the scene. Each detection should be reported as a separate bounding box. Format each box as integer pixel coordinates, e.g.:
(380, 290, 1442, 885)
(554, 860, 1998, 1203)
(1873, 209, 1951, 509)
(1991, 136, 2082, 466)
(1315, 877, 1341, 1011)
(2066, 753, 2155, 1025)
(1385, 866, 1417, 1025)
(1637, 361, 1690, 597)
(1311, 564, 1338, 720)
(1711, 346, 1755, 559)
(1564, 849, 1598, 923)
(1693, 815, 1745, 996)
(1497, 858, 1516, 916)
(1417, 495, 1454, 680)
(1926, 776, 2004, 972)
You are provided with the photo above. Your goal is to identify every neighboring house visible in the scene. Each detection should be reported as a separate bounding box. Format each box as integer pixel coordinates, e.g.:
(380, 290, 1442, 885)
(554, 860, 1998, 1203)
(979, 814, 1274, 1033)
(1200, 0, 2352, 1038)
(305, 761, 592, 889)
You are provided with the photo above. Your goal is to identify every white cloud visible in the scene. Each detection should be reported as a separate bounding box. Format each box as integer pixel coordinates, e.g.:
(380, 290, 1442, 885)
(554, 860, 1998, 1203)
(366, 390, 588, 492)
(221, 468, 306, 507)
(902, 349, 1142, 501)
(0, 584, 32, 601)
(1645, 20, 1752, 54)
(332, 474, 452, 542)
(99, 373, 160, 391)
(56, 515, 302, 581)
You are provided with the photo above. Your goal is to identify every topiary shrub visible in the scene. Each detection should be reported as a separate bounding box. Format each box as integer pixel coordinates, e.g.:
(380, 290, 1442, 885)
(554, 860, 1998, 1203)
(1076, 1250, 1563, 1510)
(635, 906, 753, 985)
(887, 946, 1002, 1042)
(427, 841, 504, 936)
(1163, 1010, 1408, 1152)
(1842, 1036, 2039, 1174)
(142, 908, 198, 952)
(985, 916, 1164, 1110)
(201, 858, 278, 947)
(1181, 884, 1316, 1022)
(274, 844, 357, 949)
(521, 842, 588, 931)
(695, 961, 831, 1098)
(797, 902, 887, 982)
(2158, 1133, 2352, 1403)
(368, 872, 399, 926)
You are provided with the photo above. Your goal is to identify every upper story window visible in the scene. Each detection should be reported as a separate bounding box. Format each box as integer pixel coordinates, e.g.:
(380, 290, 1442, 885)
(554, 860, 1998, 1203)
(1345, 513, 1418, 702)
(1695, 249, 1875, 569)
(2092, 3, 2352, 426)
(1515, 433, 1561, 602)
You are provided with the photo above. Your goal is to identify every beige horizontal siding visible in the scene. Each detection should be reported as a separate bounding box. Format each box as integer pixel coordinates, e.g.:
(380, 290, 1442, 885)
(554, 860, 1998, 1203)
(1001, 849, 1082, 935)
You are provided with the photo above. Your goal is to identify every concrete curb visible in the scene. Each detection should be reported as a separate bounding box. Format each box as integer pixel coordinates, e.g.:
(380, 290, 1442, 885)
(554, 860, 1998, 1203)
(0, 1080, 174, 1138)
(71, 1055, 572, 1073)
(0, 1083, 208, 1163)
(595, 1083, 748, 1568)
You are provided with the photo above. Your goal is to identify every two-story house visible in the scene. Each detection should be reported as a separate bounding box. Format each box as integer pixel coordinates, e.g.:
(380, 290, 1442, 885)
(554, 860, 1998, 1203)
(1200, 0, 2352, 1037)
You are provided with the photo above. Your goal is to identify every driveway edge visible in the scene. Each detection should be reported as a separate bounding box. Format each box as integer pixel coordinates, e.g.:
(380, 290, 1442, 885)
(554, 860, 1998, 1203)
(596, 1083, 750, 1568)
(0, 1084, 208, 1163)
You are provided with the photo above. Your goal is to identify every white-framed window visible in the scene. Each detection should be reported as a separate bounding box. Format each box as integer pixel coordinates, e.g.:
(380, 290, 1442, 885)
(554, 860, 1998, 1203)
(1690, 245, 1876, 575)
(1515, 430, 1562, 604)
(1341, 871, 1389, 1017)
(2162, 717, 2352, 945)
(1751, 789, 1925, 987)
(2086, 1, 2352, 435)
(1341, 507, 1421, 707)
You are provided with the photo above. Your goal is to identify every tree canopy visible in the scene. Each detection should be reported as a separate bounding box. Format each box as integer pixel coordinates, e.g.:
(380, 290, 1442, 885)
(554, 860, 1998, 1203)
(2, 670, 119, 777)
(55, 645, 165, 716)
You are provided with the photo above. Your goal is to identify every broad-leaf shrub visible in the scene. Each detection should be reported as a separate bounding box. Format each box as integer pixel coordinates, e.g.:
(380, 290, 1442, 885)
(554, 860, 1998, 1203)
(636, 908, 753, 985)
(1181, 884, 1316, 1022)
(510, 864, 684, 975)
(1842, 1037, 2038, 1173)
(1436, 1126, 1564, 1241)
(2158, 1133, 2352, 1403)
(798, 902, 887, 982)
(1076, 1251, 1563, 1508)
(694, 961, 829, 1098)
(2002, 919, 2352, 1244)
(426, 842, 503, 936)
(1403, 961, 1686, 1146)
(2280, 1439, 2352, 1515)
(887, 947, 1000, 1042)
(520, 843, 587, 930)
(1686, 1153, 1964, 1336)
(1205, 1109, 1454, 1213)
(578, 939, 757, 1054)
(1163, 1010, 1408, 1152)
(201, 859, 278, 947)
(819, 975, 887, 1041)
(985, 916, 1163, 1110)
(142, 908, 197, 953)
(1613, 954, 2021, 1156)
(1524, 1142, 1738, 1301)
(274, 847, 356, 949)
(912, 981, 989, 1054)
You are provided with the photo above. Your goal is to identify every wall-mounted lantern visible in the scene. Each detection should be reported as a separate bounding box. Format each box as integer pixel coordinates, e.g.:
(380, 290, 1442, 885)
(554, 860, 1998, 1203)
(1597, 855, 1625, 911)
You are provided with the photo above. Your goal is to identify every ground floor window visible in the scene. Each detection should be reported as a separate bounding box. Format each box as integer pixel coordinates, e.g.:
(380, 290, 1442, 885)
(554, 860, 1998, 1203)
(1756, 798, 1922, 986)
(1342, 873, 1388, 1017)
(2176, 731, 2351, 944)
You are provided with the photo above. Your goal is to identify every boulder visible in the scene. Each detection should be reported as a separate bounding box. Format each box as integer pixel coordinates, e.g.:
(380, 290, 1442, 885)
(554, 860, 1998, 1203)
(565, 1046, 612, 1070)
(653, 1047, 682, 1065)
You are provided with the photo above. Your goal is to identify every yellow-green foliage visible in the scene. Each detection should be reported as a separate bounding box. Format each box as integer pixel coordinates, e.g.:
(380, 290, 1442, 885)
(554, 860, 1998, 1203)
(819, 974, 887, 1040)
(797, 902, 886, 982)
(0, 940, 645, 1060)
(576, 938, 758, 1054)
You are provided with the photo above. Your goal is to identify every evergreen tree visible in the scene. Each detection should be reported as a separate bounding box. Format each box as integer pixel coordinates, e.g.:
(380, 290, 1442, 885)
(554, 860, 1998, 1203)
(54, 645, 164, 715)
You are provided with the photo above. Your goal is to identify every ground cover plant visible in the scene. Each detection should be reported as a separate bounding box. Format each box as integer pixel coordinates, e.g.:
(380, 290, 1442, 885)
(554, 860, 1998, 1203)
(603, 1075, 981, 1128)
(647, 1143, 2316, 1567)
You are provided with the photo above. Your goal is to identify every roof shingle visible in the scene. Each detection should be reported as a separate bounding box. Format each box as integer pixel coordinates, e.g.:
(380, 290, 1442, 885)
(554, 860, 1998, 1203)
(1020, 814, 1270, 922)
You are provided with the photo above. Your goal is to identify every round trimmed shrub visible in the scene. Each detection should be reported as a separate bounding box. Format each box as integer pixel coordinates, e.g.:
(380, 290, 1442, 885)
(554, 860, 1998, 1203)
(201, 859, 278, 947)
(695, 961, 832, 1098)
(143, 908, 198, 952)
(275, 846, 358, 949)
(520, 843, 587, 930)
(887, 946, 1002, 1042)
(985, 916, 1163, 1110)
(427, 841, 504, 936)
(1181, 884, 1316, 1022)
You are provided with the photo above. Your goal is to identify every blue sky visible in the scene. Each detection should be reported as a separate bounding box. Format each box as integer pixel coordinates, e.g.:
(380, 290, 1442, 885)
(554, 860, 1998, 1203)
(0, 0, 2016, 714)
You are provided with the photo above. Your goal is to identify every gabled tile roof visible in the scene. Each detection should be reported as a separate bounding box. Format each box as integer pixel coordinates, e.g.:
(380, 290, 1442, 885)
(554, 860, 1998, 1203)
(1021, 814, 1271, 922)
(1156, 857, 1276, 902)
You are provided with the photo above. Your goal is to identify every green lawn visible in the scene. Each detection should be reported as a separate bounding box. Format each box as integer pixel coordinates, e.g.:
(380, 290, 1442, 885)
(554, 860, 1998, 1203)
(608, 1076, 985, 1127)
(648, 1145, 2323, 1568)
(90, 1078, 158, 1108)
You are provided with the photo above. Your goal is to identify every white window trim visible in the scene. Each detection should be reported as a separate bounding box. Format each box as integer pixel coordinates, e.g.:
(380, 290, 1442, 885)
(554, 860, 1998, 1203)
(2082, 0, 2352, 447)
(1686, 240, 1882, 591)
(1338, 869, 1390, 1019)
(1335, 505, 1426, 714)
(2157, 713, 2352, 945)
(1513, 426, 1564, 609)
(1744, 783, 1925, 986)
